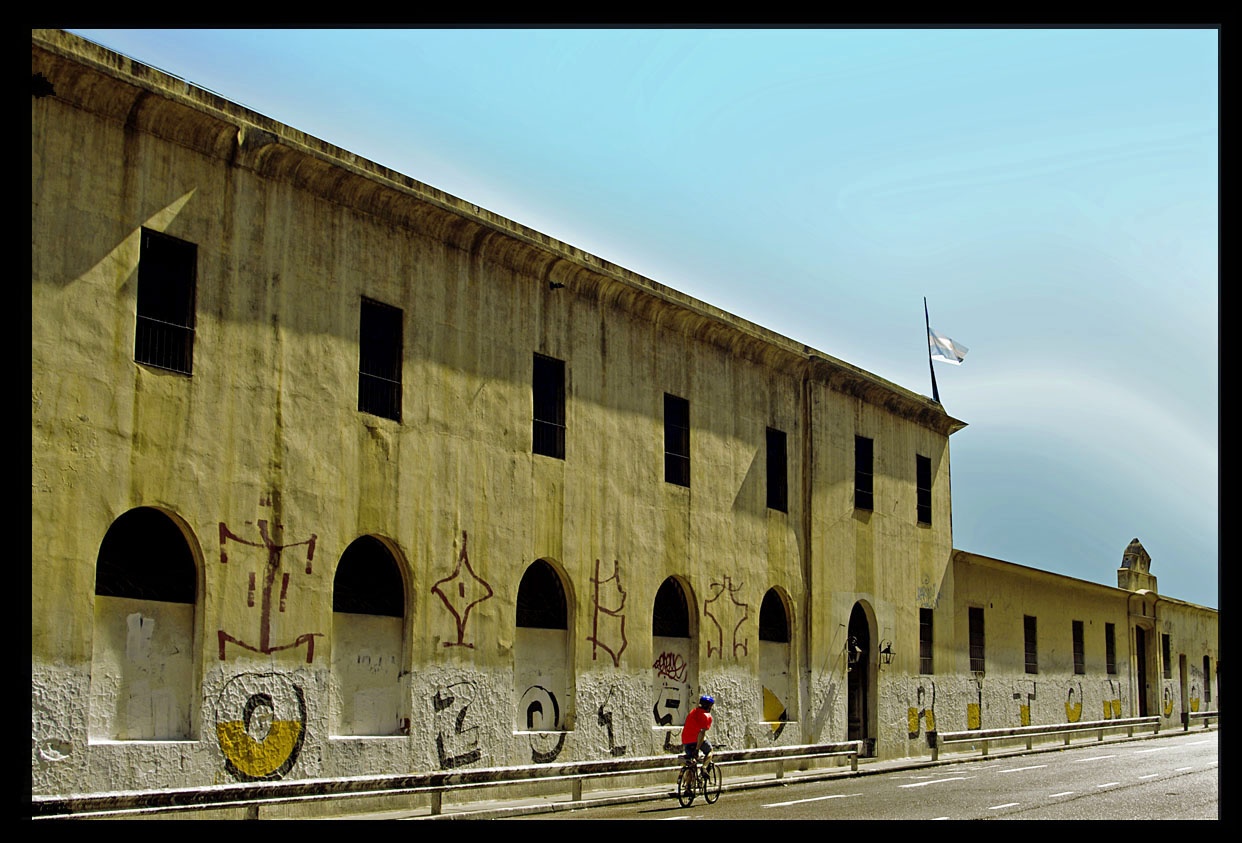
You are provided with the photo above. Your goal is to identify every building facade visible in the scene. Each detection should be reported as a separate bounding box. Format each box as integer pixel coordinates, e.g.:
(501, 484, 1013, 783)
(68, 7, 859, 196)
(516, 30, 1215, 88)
(32, 30, 1218, 798)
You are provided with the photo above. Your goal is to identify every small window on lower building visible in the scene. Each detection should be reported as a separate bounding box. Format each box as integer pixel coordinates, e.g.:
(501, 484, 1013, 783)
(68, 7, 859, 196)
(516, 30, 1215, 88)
(1162, 633, 1172, 679)
(766, 427, 788, 512)
(1105, 622, 1117, 675)
(1024, 615, 1038, 674)
(1072, 620, 1085, 675)
(919, 608, 933, 674)
(358, 297, 403, 422)
(854, 435, 874, 511)
(916, 454, 932, 525)
(135, 228, 197, 375)
(664, 394, 690, 487)
(1204, 656, 1212, 703)
(968, 606, 985, 673)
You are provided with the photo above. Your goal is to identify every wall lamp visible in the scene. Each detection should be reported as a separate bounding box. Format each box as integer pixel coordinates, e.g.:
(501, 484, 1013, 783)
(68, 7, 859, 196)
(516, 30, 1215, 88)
(879, 640, 894, 667)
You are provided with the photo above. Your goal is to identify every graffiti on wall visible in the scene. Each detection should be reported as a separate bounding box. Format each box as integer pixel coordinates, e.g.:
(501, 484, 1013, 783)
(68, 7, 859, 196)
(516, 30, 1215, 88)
(1014, 680, 1037, 726)
(967, 674, 983, 730)
(1102, 679, 1123, 719)
(916, 574, 939, 610)
(1065, 683, 1083, 723)
(762, 686, 789, 739)
(704, 576, 749, 659)
(598, 686, 627, 757)
(588, 559, 628, 667)
(432, 682, 482, 769)
(214, 672, 307, 782)
(1190, 682, 1201, 713)
(520, 684, 566, 763)
(907, 681, 936, 739)
(652, 651, 689, 683)
(217, 504, 322, 662)
(1162, 685, 1175, 718)
(653, 681, 687, 728)
(431, 531, 494, 649)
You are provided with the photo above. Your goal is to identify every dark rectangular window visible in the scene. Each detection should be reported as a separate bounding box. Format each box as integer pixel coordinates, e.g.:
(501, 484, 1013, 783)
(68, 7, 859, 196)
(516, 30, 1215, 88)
(1024, 615, 1038, 674)
(919, 608, 933, 674)
(1162, 633, 1172, 679)
(135, 228, 196, 375)
(1072, 620, 1085, 675)
(916, 454, 932, 525)
(968, 606, 985, 673)
(532, 353, 565, 459)
(664, 393, 690, 486)
(1105, 622, 1117, 675)
(358, 297, 403, 422)
(854, 435, 874, 511)
(766, 427, 788, 512)
(1204, 656, 1211, 703)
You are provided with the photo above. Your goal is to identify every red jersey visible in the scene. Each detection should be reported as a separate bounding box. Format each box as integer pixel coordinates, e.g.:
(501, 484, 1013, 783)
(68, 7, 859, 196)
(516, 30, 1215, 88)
(681, 706, 713, 745)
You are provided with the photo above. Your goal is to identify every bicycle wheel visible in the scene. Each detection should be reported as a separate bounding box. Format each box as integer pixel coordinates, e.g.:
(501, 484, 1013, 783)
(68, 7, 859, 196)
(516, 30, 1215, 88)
(702, 761, 722, 804)
(676, 765, 697, 807)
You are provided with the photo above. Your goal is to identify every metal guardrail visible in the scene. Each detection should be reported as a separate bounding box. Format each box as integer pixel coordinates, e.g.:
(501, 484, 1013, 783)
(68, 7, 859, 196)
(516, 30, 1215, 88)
(31, 740, 863, 820)
(1183, 709, 1219, 730)
(930, 716, 1165, 761)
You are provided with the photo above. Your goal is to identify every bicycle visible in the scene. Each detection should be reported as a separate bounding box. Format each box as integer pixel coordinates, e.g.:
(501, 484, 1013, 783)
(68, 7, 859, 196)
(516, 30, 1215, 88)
(676, 750, 722, 807)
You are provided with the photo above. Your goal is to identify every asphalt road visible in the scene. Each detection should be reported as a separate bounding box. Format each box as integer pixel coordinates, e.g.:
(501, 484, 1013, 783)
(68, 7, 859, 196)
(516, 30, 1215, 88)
(526, 730, 1219, 821)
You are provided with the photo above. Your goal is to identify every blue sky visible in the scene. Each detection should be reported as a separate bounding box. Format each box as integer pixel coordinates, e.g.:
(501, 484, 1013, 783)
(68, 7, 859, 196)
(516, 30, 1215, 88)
(66, 28, 1219, 608)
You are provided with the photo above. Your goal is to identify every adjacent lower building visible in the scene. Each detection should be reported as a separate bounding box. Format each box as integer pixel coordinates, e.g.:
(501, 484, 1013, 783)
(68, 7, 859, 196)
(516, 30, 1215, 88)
(31, 29, 1218, 798)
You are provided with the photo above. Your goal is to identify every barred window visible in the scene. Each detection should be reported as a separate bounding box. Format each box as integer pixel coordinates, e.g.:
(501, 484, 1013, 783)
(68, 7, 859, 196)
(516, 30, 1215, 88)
(854, 436, 874, 511)
(1024, 615, 1038, 674)
(358, 297, 403, 422)
(1105, 622, 1117, 675)
(135, 228, 196, 375)
(664, 394, 690, 487)
(916, 454, 932, 525)
(969, 606, 985, 673)
(533, 354, 566, 459)
(1072, 620, 1085, 675)
(766, 428, 788, 512)
(919, 608, 934, 674)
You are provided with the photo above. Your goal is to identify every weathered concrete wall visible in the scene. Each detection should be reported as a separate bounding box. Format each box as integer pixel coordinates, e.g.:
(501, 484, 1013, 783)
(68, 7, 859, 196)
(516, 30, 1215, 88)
(31, 30, 1217, 799)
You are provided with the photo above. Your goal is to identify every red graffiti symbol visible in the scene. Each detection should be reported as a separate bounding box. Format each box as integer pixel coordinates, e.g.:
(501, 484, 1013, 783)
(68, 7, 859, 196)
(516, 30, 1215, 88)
(216, 517, 322, 663)
(652, 651, 688, 682)
(704, 575, 749, 659)
(431, 531, 494, 648)
(588, 559, 628, 666)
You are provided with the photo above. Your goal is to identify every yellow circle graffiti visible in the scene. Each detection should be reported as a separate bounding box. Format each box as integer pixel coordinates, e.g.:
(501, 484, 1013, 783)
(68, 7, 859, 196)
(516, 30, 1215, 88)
(214, 672, 307, 781)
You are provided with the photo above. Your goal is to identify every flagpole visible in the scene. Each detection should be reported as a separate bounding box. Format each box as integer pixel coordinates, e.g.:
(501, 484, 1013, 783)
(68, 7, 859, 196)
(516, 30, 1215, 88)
(924, 297, 940, 404)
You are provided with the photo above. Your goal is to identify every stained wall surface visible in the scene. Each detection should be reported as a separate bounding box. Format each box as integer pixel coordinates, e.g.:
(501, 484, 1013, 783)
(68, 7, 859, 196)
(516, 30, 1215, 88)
(31, 30, 1218, 799)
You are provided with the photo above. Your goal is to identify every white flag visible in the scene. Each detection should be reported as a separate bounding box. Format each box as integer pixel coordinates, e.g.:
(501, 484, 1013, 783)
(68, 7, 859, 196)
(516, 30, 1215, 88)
(929, 328, 968, 365)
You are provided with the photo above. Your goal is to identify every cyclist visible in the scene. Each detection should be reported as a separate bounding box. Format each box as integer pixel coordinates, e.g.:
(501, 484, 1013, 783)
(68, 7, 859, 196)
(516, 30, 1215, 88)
(682, 694, 715, 766)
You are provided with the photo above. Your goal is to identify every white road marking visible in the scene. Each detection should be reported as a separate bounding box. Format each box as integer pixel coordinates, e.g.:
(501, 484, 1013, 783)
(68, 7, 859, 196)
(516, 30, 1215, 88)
(1049, 791, 1075, 798)
(1139, 773, 1160, 779)
(1096, 782, 1120, 788)
(1071, 754, 1117, 762)
(899, 776, 973, 788)
(999, 765, 1048, 773)
(988, 802, 1021, 810)
(763, 793, 860, 807)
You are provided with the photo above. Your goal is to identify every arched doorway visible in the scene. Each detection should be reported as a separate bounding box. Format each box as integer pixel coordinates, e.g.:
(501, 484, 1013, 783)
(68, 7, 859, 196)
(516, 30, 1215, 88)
(759, 587, 793, 733)
(846, 602, 875, 755)
(515, 559, 572, 733)
(652, 576, 697, 732)
(92, 506, 199, 740)
(332, 535, 407, 736)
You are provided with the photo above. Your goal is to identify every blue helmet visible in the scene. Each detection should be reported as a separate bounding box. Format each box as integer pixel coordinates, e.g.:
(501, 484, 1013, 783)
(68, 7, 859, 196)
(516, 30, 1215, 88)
(699, 694, 715, 707)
